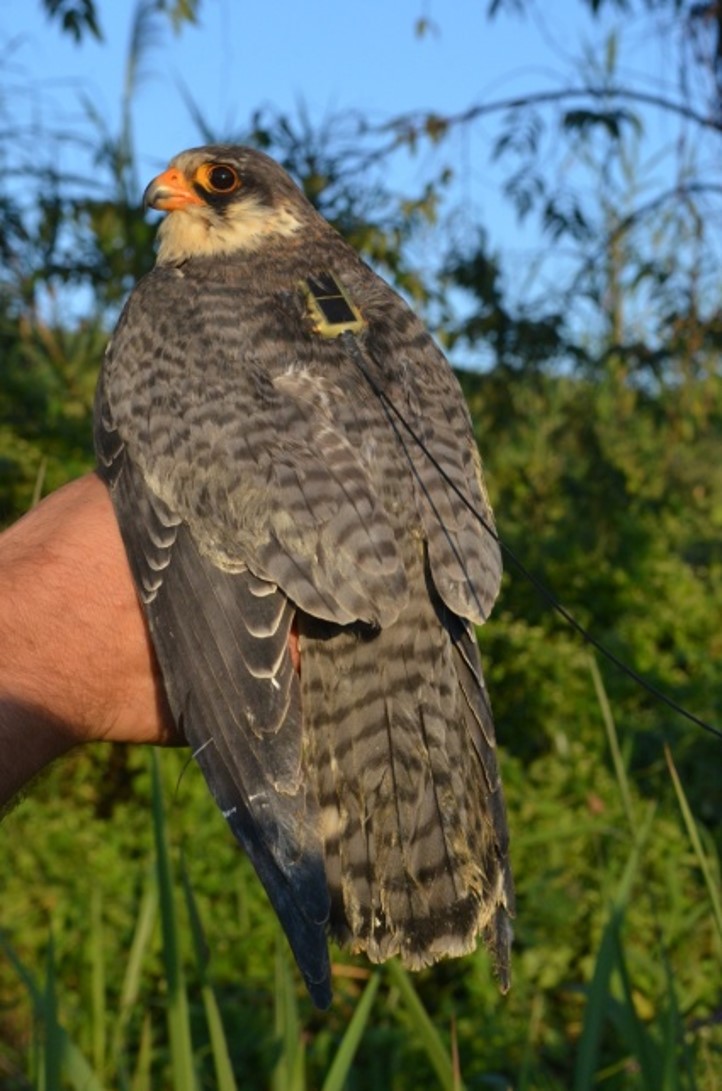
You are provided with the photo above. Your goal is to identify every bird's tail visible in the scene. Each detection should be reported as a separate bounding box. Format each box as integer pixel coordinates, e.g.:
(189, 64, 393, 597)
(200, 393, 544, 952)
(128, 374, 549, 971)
(298, 559, 514, 987)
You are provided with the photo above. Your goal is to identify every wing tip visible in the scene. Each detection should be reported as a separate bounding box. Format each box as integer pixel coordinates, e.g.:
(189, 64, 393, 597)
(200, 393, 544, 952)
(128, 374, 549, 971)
(305, 972, 333, 1010)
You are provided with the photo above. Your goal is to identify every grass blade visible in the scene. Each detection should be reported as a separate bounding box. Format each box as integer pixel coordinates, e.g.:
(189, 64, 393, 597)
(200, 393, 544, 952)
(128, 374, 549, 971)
(665, 745, 722, 944)
(516, 992, 545, 1091)
(200, 984, 238, 1091)
(150, 749, 197, 1091)
(111, 868, 159, 1069)
(180, 855, 239, 1091)
(60, 1039, 109, 1091)
(321, 972, 381, 1091)
(386, 960, 462, 1091)
(1, 929, 43, 1006)
(31, 457, 47, 507)
(588, 655, 635, 830)
(43, 934, 62, 1091)
(273, 933, 306, 1091)
(609, 923, 660, 1088)
(89, 887, 106, 1074)
(131, 1014, 154, 1091)
(573, 906, 621, 1091)
(2, 931, 107, 1090)
(659, 956, 687, 1091)
(573, 802, 655, 1090)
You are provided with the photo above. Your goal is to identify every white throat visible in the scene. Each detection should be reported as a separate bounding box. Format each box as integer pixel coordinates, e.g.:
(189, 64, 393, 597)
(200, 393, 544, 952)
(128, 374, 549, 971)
(155, 196, 304, 265)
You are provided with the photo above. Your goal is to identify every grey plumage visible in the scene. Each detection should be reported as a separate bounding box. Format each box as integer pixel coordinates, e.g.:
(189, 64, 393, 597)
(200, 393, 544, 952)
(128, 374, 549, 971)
(94, 145, 513, 1007)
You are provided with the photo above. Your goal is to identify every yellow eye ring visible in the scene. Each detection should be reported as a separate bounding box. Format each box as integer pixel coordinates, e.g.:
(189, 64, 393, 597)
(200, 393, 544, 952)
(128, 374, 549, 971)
(196, 162, 241, 195)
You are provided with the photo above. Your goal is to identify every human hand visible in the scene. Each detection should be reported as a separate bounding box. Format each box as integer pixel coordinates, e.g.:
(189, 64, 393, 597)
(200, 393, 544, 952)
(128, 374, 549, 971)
(0, 473, 178, 811)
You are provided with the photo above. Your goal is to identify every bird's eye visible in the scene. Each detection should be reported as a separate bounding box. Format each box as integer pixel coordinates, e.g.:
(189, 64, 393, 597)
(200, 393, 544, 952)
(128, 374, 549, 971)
(202, 164, 241, 194)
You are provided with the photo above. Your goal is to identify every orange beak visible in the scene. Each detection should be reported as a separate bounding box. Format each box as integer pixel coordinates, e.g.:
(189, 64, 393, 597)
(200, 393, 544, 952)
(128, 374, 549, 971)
(143, 167, 205, 212)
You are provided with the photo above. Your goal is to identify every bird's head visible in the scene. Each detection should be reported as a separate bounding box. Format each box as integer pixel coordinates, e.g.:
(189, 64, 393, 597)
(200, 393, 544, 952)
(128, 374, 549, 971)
(143, 145, 312, 265)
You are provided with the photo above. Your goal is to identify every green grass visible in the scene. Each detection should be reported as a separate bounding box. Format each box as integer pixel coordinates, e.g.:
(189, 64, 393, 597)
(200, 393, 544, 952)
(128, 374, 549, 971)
(0, 664, 720, 1089)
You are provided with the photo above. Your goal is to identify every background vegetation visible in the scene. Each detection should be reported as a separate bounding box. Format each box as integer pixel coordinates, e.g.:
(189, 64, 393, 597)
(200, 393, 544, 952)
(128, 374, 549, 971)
(0, 1, 720, 1087)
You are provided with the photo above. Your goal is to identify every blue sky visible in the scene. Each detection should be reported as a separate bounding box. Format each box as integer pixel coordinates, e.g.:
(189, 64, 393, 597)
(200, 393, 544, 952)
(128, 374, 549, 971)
(2, 1, 695, 352)
(5, 1, 618, 204)
(8, 2, 596, 160)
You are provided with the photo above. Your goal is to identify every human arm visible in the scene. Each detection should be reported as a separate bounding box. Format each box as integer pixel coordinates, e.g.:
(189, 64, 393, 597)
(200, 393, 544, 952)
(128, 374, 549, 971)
(0, 472, 177, 812)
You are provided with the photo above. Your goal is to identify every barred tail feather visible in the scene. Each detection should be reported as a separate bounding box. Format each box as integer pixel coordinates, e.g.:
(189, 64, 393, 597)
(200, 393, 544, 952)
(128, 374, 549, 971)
(298, 554, 513, 985)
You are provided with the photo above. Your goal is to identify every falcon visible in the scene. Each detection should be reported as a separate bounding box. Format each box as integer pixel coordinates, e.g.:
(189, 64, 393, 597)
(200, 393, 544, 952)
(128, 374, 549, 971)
(94, 144, 514, 1008)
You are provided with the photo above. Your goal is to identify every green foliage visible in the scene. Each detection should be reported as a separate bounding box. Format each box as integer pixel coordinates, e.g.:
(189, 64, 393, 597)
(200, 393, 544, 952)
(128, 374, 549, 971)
(0, 306, 101, 520)
(459, 364, 722, 835)
(1, 2, 721, 1088)
(2, 705, 720, 1087)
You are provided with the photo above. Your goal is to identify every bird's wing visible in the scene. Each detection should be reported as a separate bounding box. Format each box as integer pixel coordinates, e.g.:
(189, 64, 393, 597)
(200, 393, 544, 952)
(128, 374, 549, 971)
(411, 390, 502, 624)
(103, 266, 500, 629)
(100, 268, 409, 631)
(95, 382, 332, 1006)
(336, 270, 503, 625)
(275, 341, 503, 627)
